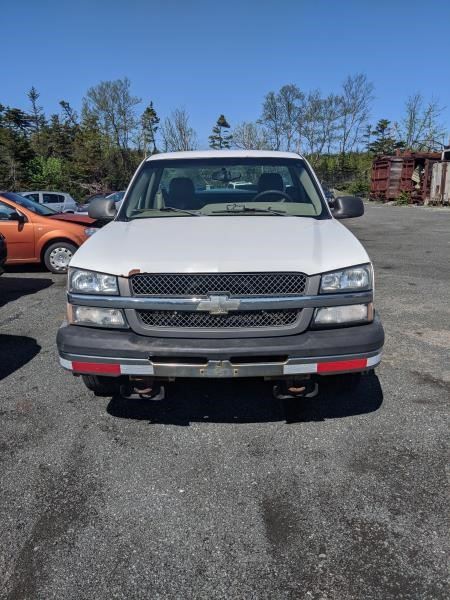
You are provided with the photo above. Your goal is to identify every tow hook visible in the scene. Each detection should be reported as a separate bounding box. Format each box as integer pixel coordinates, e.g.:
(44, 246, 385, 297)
(273, 378, 318, 400)
(120, 377, 166, 401)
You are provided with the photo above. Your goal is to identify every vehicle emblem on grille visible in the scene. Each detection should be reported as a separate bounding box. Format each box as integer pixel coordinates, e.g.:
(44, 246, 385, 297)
(197, 294, 241, 315)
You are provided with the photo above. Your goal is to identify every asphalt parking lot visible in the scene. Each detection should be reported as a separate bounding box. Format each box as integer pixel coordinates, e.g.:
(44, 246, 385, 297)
(1, 203, 449, 600)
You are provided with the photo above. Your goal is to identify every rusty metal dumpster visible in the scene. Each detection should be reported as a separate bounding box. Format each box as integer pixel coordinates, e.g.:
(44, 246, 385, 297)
(370, 151, 441, 203)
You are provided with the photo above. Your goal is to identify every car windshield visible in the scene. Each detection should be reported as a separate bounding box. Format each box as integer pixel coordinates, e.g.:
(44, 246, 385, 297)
(1, 192, 57, 216)
(106, 191, 125, 202)
(119, 158, 329, 220)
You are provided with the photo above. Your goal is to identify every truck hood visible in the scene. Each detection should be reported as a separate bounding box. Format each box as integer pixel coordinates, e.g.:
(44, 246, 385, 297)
(70, 216, 370, 276)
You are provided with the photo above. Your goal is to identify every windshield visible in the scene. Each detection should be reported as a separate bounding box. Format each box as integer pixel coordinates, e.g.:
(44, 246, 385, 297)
(1, 192, 57, 216)
(119, 158, 329, 220)
(106, 191, 125, 202)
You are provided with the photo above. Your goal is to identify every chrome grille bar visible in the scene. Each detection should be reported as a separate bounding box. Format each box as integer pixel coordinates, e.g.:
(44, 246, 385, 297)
(68, 291, 373, 311)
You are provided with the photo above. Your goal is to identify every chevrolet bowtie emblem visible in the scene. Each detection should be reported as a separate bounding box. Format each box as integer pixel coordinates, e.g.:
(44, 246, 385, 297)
(197, 294, 241, 315)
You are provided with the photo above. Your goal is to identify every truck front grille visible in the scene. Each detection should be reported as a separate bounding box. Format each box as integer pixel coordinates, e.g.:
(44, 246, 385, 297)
(130, 272, 307, 297)
(137, 309, 301, 329)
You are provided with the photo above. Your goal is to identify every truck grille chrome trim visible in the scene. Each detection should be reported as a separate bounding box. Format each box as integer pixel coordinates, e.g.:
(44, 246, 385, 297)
(68, 291, 373, 312)
(130, 272, 308, 297)
(137, 309, 300, 329)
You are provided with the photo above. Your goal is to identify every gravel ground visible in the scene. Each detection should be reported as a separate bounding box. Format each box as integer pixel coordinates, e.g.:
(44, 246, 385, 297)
(0, 204, 449, 600)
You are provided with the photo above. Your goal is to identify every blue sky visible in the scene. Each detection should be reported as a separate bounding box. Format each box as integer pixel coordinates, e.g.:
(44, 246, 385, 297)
(3, 0, 450, 147)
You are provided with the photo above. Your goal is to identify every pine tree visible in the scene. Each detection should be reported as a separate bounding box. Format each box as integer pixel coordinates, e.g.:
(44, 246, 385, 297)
(362, 124, 373, 151)
(72, 112, 108, 192)
(60, 100, 79, 127)
(141, 101, 160, 155)
(28, 87, 45, 133)
(0, 104, 35, 189)
(368, 119, 405, 156)
(209, 114, 232, 149)
(28, 87, 47, 156)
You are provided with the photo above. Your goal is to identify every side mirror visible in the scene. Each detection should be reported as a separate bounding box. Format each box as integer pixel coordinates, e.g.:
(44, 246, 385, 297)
(88, 198, 117, 220)
(10, 210, 26, 223)
(332, 196, 364, 219)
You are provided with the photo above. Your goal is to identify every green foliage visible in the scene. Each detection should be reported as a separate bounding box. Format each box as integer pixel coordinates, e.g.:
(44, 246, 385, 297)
(312, 152, 372, 194)
(27, 156, 65, 189)
(396, 190, 411, 205)
(347, 178, 370, 196)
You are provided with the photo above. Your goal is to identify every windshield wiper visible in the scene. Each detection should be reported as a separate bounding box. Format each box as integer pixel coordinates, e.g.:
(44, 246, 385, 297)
(159, 206, 203, 216)
(212, 204, 287, 216)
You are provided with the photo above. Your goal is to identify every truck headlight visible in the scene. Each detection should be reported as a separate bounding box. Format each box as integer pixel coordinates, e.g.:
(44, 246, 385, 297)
(69, 305, 127, 328)
(320, 264, 372, 293)
(313, 303, 373, 327)
(69, 268, 118, 295)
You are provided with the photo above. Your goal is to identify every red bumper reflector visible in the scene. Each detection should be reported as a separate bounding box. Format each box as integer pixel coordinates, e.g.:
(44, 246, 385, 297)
(72, 361, 121, 375)
(317, 358, 367, 373)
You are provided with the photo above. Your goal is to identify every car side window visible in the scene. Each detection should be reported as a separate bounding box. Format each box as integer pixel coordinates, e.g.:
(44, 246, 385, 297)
(43, 193, 63, 204)
(24, 193, 40, 202)
(0, 201, 16, 220)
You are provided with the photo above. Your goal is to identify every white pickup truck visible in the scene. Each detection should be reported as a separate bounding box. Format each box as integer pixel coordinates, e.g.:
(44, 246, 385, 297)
(57, 150, 384, 399)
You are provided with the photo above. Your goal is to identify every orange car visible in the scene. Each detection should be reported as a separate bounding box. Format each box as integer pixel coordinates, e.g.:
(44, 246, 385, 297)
(0, 192, 97, 273)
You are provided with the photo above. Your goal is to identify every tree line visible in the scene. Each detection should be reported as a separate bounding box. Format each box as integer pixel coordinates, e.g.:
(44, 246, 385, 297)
(0, 74, 446, 199)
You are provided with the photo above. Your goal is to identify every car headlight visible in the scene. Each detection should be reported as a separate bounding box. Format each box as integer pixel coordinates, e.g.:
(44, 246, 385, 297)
(84, 227, 98, 237)
(320, 264, 372, 293)
(69, 305, 127, 328)
(69, 268, 118, 295)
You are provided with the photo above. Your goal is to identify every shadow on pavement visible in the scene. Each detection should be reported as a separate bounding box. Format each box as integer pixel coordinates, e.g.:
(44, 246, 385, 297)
(283, 374, 383, 423)
(107, 375, 383, 425)
(0, 334, 41, 380)
(4, 263, 47, 272)
(0, 276, 53, 307)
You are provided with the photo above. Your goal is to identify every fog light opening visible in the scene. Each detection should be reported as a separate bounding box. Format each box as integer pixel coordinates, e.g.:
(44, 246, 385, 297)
(70, 305, 127, 328)
(314, 303, 372, 326)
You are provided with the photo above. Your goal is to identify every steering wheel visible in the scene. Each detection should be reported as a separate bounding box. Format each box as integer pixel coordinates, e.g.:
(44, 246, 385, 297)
(252, 189, 292, 203)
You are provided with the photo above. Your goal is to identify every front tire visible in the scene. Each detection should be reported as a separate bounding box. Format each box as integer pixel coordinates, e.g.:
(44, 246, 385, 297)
(82, 375, 122, 397)
(43, 241, 77, 273)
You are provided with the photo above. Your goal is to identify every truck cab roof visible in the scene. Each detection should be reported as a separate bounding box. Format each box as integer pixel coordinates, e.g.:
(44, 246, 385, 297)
(146, 150, 304, 162)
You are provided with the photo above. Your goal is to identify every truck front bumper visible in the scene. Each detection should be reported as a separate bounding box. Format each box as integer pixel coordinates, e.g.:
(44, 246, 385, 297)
(57, 315, 384, 379)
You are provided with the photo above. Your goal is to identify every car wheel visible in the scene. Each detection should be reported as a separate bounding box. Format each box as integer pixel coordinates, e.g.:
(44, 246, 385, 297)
(82, 375, 122, 397)
(43, 242, 77, 273)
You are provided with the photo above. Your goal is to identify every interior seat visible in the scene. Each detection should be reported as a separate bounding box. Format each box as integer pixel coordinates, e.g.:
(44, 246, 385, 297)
(257, 172, 284, 194)
(254, 173, 287, 202)
(168, 177, 199, 210)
